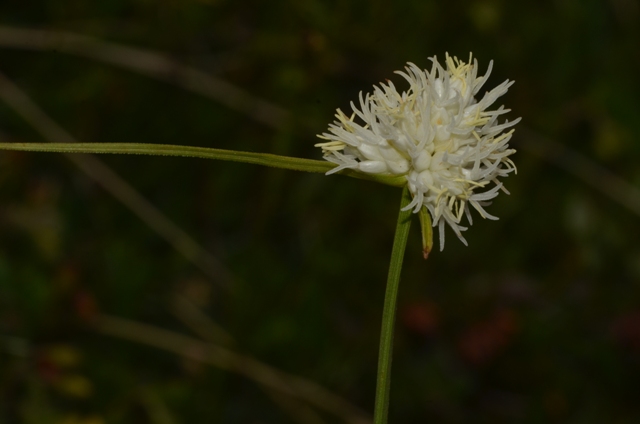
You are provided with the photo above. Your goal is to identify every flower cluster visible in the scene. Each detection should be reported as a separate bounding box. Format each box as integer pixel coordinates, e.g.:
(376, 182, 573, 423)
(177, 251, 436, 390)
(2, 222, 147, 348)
(316, 54, 520, 250)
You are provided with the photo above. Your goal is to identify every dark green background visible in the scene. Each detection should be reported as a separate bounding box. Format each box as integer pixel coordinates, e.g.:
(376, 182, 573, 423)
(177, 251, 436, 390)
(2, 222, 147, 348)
(1, 0, 640, 422)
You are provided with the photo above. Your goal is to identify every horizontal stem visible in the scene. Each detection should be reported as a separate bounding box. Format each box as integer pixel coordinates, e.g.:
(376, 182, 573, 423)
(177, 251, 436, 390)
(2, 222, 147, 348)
(0, 141, 407, 186)
(0, 141, 332, 173)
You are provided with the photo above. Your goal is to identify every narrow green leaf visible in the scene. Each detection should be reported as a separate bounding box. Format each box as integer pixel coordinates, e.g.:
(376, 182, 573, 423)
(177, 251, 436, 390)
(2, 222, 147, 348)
(0, 142, 332, 172)
(0, 142, 407, 186)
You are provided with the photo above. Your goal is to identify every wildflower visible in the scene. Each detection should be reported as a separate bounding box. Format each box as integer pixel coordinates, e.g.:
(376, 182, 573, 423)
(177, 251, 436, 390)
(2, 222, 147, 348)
(316, 53, 520, 250)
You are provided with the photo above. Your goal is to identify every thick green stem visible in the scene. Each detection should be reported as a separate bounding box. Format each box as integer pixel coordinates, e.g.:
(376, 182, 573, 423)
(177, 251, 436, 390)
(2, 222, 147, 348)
(373, 185, 413, 424)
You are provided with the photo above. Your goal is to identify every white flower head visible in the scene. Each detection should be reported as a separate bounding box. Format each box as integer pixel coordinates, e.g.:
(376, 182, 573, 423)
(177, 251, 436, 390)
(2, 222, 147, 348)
(316, 53, 520, 251)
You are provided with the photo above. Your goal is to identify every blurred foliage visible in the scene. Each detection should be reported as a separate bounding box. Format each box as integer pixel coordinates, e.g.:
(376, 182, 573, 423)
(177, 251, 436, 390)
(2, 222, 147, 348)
(2, 0, 640, 422)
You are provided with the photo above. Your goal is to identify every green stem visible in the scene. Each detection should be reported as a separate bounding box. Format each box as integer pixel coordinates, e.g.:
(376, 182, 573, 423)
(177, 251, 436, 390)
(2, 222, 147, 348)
(0, 141, 332, 172)
(374, 185, 413, 424)
(0, 142, 406, 187)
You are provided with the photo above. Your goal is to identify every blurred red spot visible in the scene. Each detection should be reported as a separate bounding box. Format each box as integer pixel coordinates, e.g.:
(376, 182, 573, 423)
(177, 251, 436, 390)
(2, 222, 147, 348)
(35, 355, 60, 383)
(400, 300, 439, 336)
(611, 310, 640, 352)
(74, 291, 99, 322)
(457, 309, 518, 366)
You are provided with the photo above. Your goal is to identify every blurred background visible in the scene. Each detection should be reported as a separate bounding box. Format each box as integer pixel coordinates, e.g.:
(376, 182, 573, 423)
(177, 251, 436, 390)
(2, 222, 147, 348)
(1, 0, 640, 423)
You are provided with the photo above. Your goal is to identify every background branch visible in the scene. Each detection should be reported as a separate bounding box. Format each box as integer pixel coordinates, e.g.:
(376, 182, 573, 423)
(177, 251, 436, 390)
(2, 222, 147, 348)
(0, 25, 289, 129)
(0, 70, 234, 288)
(95, 314, 372, 424)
